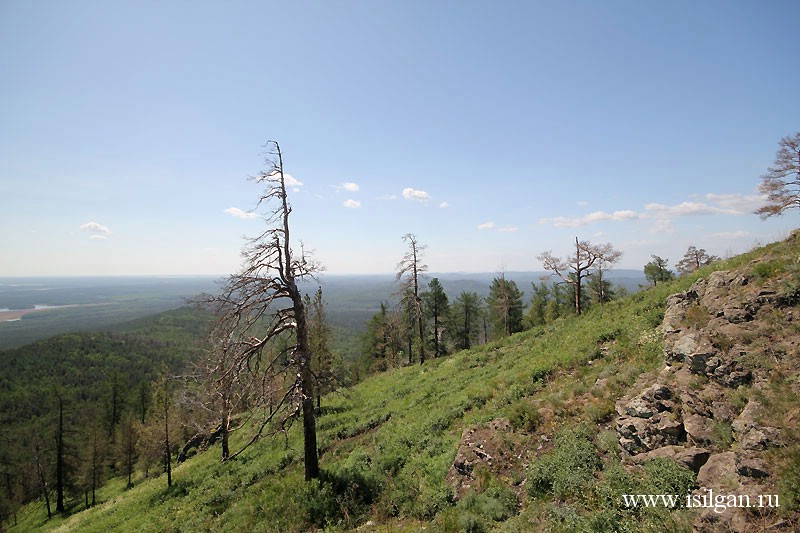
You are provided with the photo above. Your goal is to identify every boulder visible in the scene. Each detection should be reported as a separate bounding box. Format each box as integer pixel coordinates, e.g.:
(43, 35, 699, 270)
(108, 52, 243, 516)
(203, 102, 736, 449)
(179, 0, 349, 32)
(627, 445, 711, 473)
(735, 456, 769, 479)
(696, 452, 740, 490)
(683, 414, 715, 446)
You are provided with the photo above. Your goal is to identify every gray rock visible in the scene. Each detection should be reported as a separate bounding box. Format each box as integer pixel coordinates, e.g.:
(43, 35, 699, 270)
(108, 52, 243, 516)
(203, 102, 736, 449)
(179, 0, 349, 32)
(628, 445, 711, 473)
(696, 452, 740, 490)
(740, 427, 781, 451)
(736, 456, 769, 479)
(683, 414, 715, 446)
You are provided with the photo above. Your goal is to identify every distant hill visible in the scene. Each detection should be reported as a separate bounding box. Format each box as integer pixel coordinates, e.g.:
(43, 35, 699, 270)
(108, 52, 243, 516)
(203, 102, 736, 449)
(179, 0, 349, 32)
(0, 277, 219, 349)
(0, 271, 646, 351)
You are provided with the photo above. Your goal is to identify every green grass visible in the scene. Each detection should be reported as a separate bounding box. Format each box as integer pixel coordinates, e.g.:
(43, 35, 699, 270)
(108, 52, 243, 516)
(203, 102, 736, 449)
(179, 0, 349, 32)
(9, 237, 799, 532)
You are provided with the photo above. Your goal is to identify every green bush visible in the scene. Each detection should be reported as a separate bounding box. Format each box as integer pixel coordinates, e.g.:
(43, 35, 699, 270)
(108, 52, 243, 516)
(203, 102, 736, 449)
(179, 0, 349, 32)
(508, 400, 542, 432)
(778, 447, 800, 511)
(752, 260, 783, 280)
(642, 458, 695, 501)
(527, 426, 600, 500)
(453, 481, 518, 533)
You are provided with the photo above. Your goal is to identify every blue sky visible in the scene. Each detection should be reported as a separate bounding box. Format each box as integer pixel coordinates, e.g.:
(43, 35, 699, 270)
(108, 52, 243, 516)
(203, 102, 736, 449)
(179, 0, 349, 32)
(1, 1, 798, 276)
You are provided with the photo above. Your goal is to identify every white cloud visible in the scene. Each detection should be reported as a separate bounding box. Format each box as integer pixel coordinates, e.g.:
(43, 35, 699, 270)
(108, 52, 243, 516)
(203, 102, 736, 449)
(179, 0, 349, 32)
(644, 202, 736, 217)
(577, 200, 589, 207)
(497, 226, 519, 233)
(703, 193, 765, 213)
(89, 234, 108, 240)
(539, 210, 639, 228)
(439, 201, 449, 208)
(648, 218, 675, 234)
(343, 199, 361, 208)
(284, 173, 303, 187)
(478, 221, 495, 230)
(80, 221, 111, 234)
(539, 191, 759, 230)
(709, 230, 751, 239)
(342, 182, 359, 192)
(402, 187, 431, 202)
(224, 207, 259, 219)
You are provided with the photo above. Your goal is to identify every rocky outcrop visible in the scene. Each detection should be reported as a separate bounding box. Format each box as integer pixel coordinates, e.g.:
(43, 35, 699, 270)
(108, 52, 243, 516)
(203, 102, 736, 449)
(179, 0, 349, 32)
(616, 248, 800, 530)
(616, 383, 684, 454)
(617, 266, 788, 457)
(447, 418, 530, 499)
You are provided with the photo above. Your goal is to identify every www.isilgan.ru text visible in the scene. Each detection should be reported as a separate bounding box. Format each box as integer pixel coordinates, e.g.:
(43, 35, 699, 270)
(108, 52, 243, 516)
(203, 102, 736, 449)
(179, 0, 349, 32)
(622, 488, 779, 514)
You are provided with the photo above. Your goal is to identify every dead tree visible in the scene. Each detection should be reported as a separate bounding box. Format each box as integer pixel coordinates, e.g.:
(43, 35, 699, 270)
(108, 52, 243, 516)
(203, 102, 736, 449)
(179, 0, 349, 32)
(539, 238, 621, 315)
(756, 132, 800, 219)
(396, 234, 428, 364)
(201, 141, 322, 480)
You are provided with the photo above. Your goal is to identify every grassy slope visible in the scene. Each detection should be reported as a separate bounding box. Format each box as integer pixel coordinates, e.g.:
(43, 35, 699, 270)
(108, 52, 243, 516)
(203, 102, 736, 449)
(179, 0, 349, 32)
(9, 239, 798, 532)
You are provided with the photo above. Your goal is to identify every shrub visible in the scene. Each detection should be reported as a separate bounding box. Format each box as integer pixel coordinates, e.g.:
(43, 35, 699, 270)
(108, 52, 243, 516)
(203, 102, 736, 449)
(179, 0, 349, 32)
(642, 458, 695, 501)
(683, 304, 710, 329)
(454, 480, 518, 533)
(778, 446, 800, 511)
(508, 400, 542, 432)
(527, 426, 599, 500)
(752, 260, 783, 280)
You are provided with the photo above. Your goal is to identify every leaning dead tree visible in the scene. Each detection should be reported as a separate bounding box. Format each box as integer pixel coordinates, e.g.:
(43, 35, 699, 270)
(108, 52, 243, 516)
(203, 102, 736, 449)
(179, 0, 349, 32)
(538, 238, 621, 315)
(201, 141, 322, 480)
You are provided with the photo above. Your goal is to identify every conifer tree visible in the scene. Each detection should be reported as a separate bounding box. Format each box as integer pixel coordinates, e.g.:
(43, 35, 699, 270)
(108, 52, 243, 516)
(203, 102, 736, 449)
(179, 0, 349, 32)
(487, 275, 524, 339)
(422, 278, 450, 357)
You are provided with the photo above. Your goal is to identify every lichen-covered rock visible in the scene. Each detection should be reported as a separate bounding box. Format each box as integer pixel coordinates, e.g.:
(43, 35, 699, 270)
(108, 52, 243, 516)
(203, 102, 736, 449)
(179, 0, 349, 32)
(615, 383, 689, 453)
(696, 452, 740, 490)
(627, 445, 711, 473)
(683, 414, 715, 446)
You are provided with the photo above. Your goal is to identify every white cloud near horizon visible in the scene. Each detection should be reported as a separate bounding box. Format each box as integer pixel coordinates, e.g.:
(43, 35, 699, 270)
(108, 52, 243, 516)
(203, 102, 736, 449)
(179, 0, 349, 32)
(224, 207, 259, 219)
(80, 221, 111, 234)
(342, 182, 359, 192)
(709, 230, 751, 239)
(643, 201, 737, 217)
(89, 234, 108, 240)
(539, 192, 765, 228)
(497, 226, 519, 233)
(402, 187, 431, 202)
(703, 192, 765, 213)
(540, 210, 639, 228)
(477, 221, 495, 230)
(343, 199, 361, 208)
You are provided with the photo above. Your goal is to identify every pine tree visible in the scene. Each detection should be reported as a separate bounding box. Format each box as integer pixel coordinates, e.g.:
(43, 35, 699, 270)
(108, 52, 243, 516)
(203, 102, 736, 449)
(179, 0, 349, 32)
(421, 278, 450, 357)
(487, 275, 524, 339)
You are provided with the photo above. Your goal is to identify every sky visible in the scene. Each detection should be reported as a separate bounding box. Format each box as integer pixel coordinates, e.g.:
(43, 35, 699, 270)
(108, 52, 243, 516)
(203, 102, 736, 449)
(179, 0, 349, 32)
(1, 1, 798, 276)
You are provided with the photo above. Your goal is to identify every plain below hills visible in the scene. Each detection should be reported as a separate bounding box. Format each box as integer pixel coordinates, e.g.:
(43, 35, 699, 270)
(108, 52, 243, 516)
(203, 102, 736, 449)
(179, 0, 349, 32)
(0, 271, 647, 351)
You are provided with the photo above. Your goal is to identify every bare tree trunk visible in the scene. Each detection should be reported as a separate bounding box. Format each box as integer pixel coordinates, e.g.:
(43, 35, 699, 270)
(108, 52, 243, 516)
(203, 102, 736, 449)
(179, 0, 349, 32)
(55, 397, 65, 514)
(220, 414, 230, 461)
(292, 288, 319, 480)
(91, 433, 98, 506)
(163, 383, 172, 488)
(126, 419, 134, 489)
(35, 442, 51, 519)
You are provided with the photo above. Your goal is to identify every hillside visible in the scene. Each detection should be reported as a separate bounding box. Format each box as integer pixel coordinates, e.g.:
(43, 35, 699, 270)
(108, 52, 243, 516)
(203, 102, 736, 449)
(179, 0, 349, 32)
(7, 237, 800, 532)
